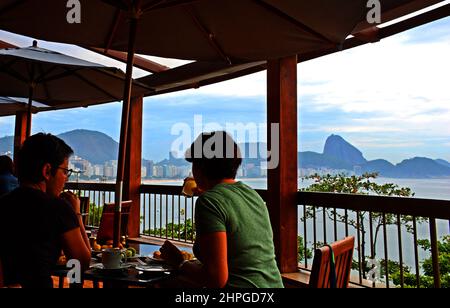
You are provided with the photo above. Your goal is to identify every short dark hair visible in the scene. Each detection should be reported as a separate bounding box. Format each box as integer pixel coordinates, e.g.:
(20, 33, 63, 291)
(16, 133, 74, 184)
(185, 131, 242, 180)
(0, 155, 14, 175)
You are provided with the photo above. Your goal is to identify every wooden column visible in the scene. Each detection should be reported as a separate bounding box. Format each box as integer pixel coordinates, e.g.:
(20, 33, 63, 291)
(267, 56, 298, 273)
(123, 96, 143, 238)
(14, 111, 28, 164)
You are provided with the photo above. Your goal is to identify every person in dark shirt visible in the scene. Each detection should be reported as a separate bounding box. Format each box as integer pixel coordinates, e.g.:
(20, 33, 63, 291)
(0, 155, 18, 196)
(0, 133, 91, 288)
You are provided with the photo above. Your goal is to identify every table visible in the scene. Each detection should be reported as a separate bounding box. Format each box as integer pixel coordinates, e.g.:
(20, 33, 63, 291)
(52, 242, 192, 288)
(83, 243, 186, 288)
(83, 266, 172, 288)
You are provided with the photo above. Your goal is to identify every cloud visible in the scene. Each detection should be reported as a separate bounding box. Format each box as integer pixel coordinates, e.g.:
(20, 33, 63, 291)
(353, 141, 424, 149)
(0, 116, 15, 136)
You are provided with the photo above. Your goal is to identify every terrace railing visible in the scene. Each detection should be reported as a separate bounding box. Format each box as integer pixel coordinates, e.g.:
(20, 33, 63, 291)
(139, 185, 196, 243)
(298, 192, 450, 288)
(65, 182, 115, 227)
(65, 182, 449, 288)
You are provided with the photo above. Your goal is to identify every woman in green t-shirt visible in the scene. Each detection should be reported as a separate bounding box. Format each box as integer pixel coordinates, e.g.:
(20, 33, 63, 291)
(160, 131, 283, 288)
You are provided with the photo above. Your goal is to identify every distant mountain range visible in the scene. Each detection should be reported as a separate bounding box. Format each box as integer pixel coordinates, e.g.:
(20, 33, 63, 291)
(1, 130, 450, 178)
(299, 134, 450, 178)
(0, 130, 118, 165)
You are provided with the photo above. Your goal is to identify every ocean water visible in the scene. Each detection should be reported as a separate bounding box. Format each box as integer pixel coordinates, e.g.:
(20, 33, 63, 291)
(140, 177, 449, 271)
(144, 177, 450, 200)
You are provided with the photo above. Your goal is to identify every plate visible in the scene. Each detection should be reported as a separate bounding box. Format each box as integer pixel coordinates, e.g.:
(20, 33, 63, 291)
(148, 256, 166, 263)
(93, 252, 142, 260)
(91, 263, 133, 271)
(135, 264, 175, 272)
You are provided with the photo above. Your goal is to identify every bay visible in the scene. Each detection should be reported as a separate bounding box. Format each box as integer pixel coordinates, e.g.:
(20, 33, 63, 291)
(140, 177, 449, 272)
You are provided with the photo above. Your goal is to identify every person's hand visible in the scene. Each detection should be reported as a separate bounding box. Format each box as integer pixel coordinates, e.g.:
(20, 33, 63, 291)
(183, 177, 204, 196)
(60, 191, 81, 214)
(159, 240, 184, 267)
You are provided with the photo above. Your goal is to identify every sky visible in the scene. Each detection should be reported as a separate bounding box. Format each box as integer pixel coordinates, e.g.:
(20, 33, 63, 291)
(0, 12, 449, 164)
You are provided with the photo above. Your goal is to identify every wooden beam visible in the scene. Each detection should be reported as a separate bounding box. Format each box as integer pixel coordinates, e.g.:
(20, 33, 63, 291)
(87, 47, 169, 74)
(13, 111, 27, 164)
(267, 56, 298, 273)
(352, 0, 443, 33)
(123, 96, 143, 238)
(0, 39, 16, 49)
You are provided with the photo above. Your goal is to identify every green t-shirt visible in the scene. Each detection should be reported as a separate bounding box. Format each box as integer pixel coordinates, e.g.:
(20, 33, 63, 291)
(194, 181, 283, 288)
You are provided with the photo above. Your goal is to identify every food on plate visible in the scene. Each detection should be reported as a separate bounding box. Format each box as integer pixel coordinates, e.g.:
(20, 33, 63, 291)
(57, 255, 67, 266)
(93, 243, 102, 252)
(181, 250, 194, 261)
(125, 247, 137, 258)
(152, 249, 194, 261)
(153, 250, 162, 259)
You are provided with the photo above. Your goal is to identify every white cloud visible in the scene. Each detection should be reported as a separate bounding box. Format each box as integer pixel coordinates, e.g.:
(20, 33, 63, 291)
(353, 141, 424, 149)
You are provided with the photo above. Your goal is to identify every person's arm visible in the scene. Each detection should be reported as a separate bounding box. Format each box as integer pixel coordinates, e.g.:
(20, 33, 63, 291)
(60, 192, 91, 251)
(160, 232, 228, 288)
(60, 228, 91, 271)
(59, 192, 91, 271)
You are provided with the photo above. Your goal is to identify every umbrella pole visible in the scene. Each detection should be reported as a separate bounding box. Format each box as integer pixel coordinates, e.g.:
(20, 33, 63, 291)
(113, 6, 140, 248)
(26, 84, 34, 137)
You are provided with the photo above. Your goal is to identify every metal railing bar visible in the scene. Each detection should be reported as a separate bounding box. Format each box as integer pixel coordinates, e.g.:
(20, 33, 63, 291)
(429, 218, 441, 288)
(383, 213, 389, 288)
(397, 214, 404, 288)
(412, 216, 420, 288)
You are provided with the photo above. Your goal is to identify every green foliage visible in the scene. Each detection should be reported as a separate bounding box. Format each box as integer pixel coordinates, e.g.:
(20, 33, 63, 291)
(301, 172, 414, 196)
(403, 236, 450, 288)
(143, 219, 196, 242)
(87, 202, 102, 227)
(300, 172, 419, 280)
(298, 236, 313, 263)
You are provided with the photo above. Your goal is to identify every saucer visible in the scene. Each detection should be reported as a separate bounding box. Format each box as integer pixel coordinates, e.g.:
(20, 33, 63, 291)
(135, 264, 175, 273)
(91, 263, 133, 272)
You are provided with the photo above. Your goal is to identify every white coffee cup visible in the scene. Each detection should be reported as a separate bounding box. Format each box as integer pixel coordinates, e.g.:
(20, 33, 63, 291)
(102, 248, 124, 269)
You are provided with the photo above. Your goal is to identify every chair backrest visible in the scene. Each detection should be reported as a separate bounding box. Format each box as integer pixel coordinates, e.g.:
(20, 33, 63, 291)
(96, 201, 133, 244)
(309, 236, 355, 288)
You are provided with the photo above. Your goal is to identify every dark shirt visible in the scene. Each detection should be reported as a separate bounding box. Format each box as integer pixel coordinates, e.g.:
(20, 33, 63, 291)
(0, 173, 18, 197)
(0, 187, 79, 288)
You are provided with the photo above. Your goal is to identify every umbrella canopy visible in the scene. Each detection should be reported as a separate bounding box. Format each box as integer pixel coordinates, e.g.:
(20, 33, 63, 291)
(1, 0, 443, 247)
(0, 0, 423, 63)
(0, 43, 151, 107)
(0, 96, 49, 116)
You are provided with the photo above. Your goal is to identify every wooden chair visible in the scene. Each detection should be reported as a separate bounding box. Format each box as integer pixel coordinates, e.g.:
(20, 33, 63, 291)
(309, 236, 355, 288)
(96, 201, 133, 245)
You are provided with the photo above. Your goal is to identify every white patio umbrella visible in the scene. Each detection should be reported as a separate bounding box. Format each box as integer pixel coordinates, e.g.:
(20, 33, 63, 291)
(0, 41, 151, 135)
(0, 96, 49, 117)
